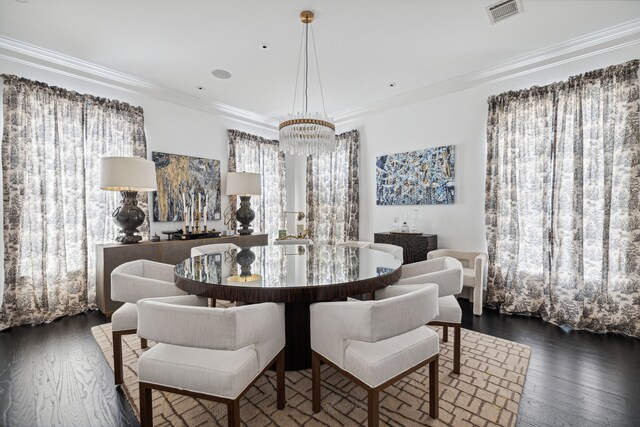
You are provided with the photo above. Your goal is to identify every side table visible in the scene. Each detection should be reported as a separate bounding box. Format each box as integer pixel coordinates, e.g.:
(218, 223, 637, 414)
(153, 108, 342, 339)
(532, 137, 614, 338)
(374, 232, 437, 264)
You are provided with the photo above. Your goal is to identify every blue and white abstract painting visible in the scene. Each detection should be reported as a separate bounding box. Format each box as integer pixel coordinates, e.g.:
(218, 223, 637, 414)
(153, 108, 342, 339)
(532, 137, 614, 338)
(376, 145, 455, 205)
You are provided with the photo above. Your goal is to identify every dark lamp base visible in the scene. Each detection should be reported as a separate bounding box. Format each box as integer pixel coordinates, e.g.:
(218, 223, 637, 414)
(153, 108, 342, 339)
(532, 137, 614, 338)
(236, 195, 256, 236)
(113, 190, 145, 244)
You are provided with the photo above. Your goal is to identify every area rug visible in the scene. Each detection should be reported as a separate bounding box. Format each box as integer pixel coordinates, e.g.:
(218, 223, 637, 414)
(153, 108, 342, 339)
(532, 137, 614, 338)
(92, 309, 530, 426)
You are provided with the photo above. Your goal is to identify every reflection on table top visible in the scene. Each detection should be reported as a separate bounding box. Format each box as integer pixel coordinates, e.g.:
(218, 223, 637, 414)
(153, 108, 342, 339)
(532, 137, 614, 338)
(174, 244, 402, 289)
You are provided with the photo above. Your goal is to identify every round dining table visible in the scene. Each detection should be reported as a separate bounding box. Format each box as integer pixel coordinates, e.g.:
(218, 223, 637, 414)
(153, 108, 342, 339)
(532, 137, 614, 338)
(174, 244, 403, 370)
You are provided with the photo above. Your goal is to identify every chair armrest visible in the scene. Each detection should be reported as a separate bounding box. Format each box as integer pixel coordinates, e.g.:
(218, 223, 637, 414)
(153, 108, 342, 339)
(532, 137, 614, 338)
(375, 284, 432, 300)
(429, 249, 483, 266)
(310, 301, 375, 367)
(139, 295, 207, 307)
(396, 269, 462, 297)
(234, 303, 286, 370)
(426, 249, 452, 260)
(374, 284, 440, 324)
(111, 273, 186, 304)
(399, 258, 444, 278)
(474, 253, 488, 269)
(474, 253, 488, 287)
(140, 259, 175, 282)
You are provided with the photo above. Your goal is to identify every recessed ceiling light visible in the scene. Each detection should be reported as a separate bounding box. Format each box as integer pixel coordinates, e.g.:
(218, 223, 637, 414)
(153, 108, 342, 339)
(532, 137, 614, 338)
(259, 43, 270, 51)
(211, 69, 232, 79)
(14, 0, 28, 3)
(388, 82, 397, 88)
(196, 86, 205, 91)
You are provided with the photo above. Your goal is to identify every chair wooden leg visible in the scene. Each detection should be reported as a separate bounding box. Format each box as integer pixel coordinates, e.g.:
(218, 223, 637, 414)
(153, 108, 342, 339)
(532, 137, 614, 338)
(429, 356, 439, 419)
(227, 399, 240, 427)
(140, 338, 148, 349)
(312, 352, 322, 413)
(368, 389, 380, 427)
(276, 350, 286, 409)
(442, 325, 449, 342)
(139, 384, 153, 427)
(113, 332, 123, 385)
(453, 325, 461, 374)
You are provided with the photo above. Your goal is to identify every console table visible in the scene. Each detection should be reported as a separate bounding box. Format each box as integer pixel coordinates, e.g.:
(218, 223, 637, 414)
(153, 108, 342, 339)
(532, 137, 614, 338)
(374, 232, 437, 264)
(96, 234, 268, 316)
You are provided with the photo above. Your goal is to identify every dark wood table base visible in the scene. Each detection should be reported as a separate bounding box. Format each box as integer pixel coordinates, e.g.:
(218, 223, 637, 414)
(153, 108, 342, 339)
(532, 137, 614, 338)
(284, 303, 313, 370)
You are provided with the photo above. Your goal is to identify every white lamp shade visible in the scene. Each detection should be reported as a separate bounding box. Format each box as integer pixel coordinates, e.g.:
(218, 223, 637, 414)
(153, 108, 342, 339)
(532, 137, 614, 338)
(99, 156, 158, 191)
(226, 172, 262, 196)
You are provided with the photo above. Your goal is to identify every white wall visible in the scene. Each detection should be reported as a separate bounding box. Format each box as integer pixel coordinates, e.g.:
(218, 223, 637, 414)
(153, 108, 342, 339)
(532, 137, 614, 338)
(0, 58, 279, 239)
(340, 44, 639, 252)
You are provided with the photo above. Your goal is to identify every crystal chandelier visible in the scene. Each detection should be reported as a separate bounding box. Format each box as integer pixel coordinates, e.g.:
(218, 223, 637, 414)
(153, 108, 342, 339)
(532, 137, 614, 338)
(279, 10, 336, 156)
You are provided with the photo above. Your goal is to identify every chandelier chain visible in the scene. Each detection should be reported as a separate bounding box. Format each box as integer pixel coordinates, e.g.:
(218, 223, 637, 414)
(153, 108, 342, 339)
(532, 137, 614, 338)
(291, 25, 305, 115)
(304, 22, 309, 112)
(310, 24, 328, 116)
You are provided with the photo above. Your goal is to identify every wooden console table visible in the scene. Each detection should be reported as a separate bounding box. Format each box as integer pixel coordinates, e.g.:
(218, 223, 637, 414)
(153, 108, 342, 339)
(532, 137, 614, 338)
(374, 232, 437, 264)
(96, 234, 268, 316)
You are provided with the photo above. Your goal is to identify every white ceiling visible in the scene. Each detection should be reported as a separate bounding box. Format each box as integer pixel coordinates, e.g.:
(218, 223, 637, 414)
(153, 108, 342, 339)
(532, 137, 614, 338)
(1, 0, 639, 120)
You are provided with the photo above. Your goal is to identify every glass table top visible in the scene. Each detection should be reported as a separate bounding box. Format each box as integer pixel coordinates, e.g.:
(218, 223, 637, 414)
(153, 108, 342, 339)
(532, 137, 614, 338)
(174, 244, 402, 289)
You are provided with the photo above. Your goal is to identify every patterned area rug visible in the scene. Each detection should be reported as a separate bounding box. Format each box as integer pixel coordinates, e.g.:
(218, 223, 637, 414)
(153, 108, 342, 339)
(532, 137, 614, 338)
(92, 308, 530, 426)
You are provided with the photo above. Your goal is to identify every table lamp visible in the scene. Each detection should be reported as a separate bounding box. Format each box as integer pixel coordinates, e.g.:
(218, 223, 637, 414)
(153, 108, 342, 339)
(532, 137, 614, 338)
(226, 172, 261, 235)
(100, 156, 158, 244)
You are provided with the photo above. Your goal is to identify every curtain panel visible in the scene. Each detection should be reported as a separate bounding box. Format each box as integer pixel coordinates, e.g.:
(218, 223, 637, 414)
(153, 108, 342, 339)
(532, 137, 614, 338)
(0, 75, 148, 330)
(227, 130, 286, 241)
(485, 60, 640, 337)
(306, 130, 360, 245)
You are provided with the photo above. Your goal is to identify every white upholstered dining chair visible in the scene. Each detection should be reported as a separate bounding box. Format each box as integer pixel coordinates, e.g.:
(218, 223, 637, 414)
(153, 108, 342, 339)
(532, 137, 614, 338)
(136, 295, 286, 427)
(191, 242, 240, 256)
(427, 249, 488, 316)
(110, 259, 190, 385)
(394, 256, 464, 374)
(310, 284, 440, 426)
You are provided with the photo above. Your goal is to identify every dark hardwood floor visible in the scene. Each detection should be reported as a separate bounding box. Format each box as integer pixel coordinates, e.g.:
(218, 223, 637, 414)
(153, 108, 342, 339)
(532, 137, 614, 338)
(0, 301, 638, 426)
(0, 311, 138, 427)
(460, 300, 640, 427)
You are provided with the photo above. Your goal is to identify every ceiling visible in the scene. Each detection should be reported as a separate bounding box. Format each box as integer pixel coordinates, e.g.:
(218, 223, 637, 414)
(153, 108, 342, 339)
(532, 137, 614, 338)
(1, 0, 638, 120)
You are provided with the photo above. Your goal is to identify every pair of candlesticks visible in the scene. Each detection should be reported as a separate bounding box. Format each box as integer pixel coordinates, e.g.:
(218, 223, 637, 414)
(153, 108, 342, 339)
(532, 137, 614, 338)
(182, 192, 209, 233)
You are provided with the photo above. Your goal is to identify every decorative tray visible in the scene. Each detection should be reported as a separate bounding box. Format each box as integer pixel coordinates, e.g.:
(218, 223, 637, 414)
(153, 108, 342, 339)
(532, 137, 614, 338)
(389, 231, 423, 235)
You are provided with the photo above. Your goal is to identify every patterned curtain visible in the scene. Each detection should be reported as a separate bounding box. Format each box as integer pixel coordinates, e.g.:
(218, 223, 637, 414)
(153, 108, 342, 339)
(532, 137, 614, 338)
(306, 130, 360, 244)
(0, 75, 148, 330)
(485, 59, 640, 337)
(227, 130, 286, 241)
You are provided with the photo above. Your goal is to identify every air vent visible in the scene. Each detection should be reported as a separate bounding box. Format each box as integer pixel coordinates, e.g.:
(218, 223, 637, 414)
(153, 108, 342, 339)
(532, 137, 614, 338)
(486, 0, 522, 24)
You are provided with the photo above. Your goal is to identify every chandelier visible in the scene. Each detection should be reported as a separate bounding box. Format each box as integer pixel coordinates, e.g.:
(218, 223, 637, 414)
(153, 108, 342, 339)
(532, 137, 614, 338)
(279, 10, 336, 156)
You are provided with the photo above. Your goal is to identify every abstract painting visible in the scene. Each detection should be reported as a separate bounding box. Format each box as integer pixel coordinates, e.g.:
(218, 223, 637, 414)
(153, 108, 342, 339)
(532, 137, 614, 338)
(152, 152, 221, 222)
(376, 145, 455, 205)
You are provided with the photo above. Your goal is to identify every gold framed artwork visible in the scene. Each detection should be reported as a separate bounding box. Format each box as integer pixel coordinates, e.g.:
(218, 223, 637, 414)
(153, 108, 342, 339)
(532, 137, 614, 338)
(151, 152, 221, 222)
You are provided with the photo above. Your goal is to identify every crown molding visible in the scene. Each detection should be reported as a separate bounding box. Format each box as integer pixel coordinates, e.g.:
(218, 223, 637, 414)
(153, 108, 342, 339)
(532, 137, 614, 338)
(331, 19, 640, 125)
(0, 36, 279, 131)
(1, 19, 638, 130)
